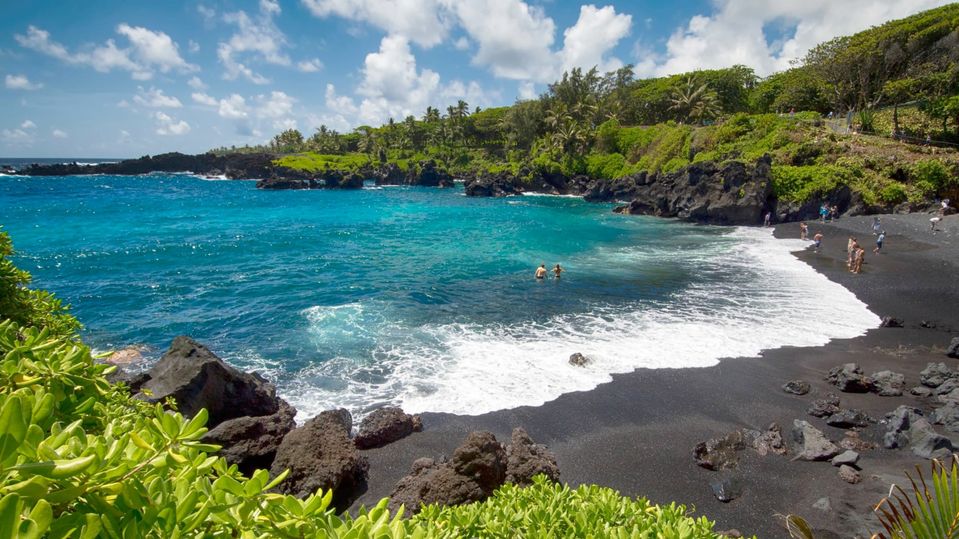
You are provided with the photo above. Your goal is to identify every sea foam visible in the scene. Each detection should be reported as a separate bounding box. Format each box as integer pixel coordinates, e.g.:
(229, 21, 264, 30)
(275, 227, 879, 421)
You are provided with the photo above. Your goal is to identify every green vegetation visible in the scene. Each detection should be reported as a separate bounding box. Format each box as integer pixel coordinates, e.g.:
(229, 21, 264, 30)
(0, 229, 732, 536)
(213, 5, 959, 209)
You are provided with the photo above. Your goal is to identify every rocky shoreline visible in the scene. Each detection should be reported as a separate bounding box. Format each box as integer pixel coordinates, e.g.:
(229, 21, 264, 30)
(14, 152, 952, 226)
(108, 335, 560, 514)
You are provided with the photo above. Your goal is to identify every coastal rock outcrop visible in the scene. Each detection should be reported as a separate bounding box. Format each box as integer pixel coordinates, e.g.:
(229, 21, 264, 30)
(463, 171, 523, 197)
(270, 409, 368, 510)
(791, 420, 841, 461)
(135, 336, 281, 427)
(388, 431, 507, 514)
(407, 160, 454, 187)
(354, 407, 422, 449)
(611, 156, 774, 225)
(255, 170, 364, 190)
(202, 400, 297, 475)
(18, 152, 278, 179)
(694, 424, 787, 470)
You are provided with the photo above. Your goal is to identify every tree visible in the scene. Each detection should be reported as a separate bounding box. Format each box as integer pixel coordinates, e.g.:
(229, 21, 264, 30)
(271, 129, 304, 153)
(669, 77, 721, 124)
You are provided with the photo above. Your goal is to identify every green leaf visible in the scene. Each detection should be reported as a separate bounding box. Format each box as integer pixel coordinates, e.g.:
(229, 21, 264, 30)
(0, 493, 21, 539)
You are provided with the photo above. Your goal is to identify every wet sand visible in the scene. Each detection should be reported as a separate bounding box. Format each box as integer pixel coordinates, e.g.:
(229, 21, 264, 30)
(352, 213, 959, 538)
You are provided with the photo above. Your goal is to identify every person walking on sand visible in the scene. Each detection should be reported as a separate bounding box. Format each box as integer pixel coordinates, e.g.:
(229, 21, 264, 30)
(846, 236, 857, 269)
(930, 216, 942, 232)
(813, 232, 823, 251)
(553, 264, 563, 279)
(800, 222, 808, 240)
(819, 204, 829, 223)
(872, 216, 881, 235)
(873, 231, 885, 254)
(763, 211, 772, 227)
(535, 264, 547, 280)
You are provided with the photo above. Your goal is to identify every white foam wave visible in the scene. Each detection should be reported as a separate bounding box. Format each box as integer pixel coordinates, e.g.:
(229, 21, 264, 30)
(274, 227, 879, 421)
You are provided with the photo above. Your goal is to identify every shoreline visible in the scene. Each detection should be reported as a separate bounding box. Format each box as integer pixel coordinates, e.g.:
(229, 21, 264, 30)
(350, 213, 959, 538)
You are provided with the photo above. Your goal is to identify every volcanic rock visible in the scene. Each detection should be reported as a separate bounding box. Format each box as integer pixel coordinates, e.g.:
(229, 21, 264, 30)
(879, 317, 904, 328)
(782, 380, 811, 395)
(826, 409, 875, 429)
(838, 465, 861, 484)
(136, 336, 281, 427)
(710, 476, 744, 503)
(202, 400, 297, 475)
(831, 450, 860, 467)
(826, 363, 873, 393)
(354, 407, 421, 450)
(269, 409, 368, 510)
(920, 362, 956, 388)
(808, 394, 842, 418)
(947, 337, 959, 359)
(388, 431, 508, 514)
(870, 370, 905, 396)
(693, 431, 746, 470)
(792, 420, 841, 461)
(569, 352, 591, 367)
(505, 427, 560, 485)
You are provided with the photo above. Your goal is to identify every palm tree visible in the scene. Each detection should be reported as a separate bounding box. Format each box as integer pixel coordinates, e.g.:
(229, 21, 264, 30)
(669, 76, 721, 124)
(423, 106, 440, 124)
(357, 128, 377, 162)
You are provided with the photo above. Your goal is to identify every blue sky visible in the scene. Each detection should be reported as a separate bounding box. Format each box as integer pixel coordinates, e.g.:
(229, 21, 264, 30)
(1, 0, 950, 157)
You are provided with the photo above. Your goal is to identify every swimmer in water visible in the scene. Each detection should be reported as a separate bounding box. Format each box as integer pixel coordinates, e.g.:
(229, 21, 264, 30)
(553, 264, 563, 278)
(535, 264, 547, 279)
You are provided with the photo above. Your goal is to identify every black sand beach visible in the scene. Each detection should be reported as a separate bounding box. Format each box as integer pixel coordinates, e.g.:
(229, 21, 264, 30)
(352, 213, 959, 538)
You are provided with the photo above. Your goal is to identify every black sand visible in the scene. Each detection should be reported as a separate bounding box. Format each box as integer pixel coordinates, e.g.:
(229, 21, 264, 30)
(352, 213, 959, 538)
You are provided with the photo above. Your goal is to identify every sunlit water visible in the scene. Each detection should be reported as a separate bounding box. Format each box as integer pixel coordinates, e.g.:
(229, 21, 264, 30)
(0, 174, 879, 420)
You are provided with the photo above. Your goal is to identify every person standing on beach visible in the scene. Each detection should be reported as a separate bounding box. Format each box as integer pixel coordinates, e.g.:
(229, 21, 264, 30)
(819, 204, 829, 223)
(535, 264, 547, 280)
(553, 264, 563, 279)
(846, 236, 857, 269)
(763, 212, 772, 227)
(872, 216, 881, 235)
(813, 232, 823, 251)
(851, 247, 865, 273)
(800, 222, 808, 240)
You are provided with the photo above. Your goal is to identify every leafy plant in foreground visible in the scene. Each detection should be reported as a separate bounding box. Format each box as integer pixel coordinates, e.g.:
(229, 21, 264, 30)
(873, 454, 959, 539)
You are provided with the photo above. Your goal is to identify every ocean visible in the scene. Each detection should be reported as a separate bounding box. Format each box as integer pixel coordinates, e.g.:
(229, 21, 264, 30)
(0, 173, 880, 420)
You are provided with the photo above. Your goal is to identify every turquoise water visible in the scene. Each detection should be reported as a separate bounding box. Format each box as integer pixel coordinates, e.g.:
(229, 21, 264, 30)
(0, 174, 879, 419)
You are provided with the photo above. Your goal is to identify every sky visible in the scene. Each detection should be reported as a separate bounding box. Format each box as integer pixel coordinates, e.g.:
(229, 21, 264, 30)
(0, 0, 952, 157)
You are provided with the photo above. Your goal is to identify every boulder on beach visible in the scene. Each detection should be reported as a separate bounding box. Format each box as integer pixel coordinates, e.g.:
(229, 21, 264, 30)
(882, 405, 956, 459)
(879, 316, 904, 328)
(693, 431, 746, 470)
(710, 475, 744, 503)
(388, 431, 508, 514)
(920, 362, 956, 388)
(792, 420, 841, 461)
(931, 402, 959, 432)
(106, 345, 146, 365)
(826, 363, 873, 393)
(782, 380, 811, 395)
(825, 409, 875, 429)
(202, 400, 297, 475)
(136, 336, 281, 427)
(269, 409, 369, 510)
(354, 407, 422, 450)
(838, 465, 861, 484)
(870, 370, 905, 396)
(808, 393, 841, 418)
(831, 450, 860, 468)
(505, 427, 560, 485)
(947, 337, 959, 359)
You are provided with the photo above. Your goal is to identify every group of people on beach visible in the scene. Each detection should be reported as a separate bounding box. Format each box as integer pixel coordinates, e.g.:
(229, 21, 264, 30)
(535, 263, 563, 280)
(819, 203, 840, 222)
(846, 237, 867, 273)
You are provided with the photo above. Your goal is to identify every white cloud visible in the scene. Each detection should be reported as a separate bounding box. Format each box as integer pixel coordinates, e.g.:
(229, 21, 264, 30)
(650, 0, 952, 76)
(116, 24, 198, 74)
(297, 58, 323, 72)
(356, 35, 441, 123)
(446, 0, 557, 81)
(133, 86, 183, 108)
(453, 37, 470, 50)
(188, 40, 200, 53)
(219, 94, 249, 119)
(14, 24, 197, 80)
(1, 128, 33, 145)
(218, 2, 291, 84)
(255, 91, 297, 129)
(301, 0, 450, 47)
(20, 120, 36, 129)
(5, 74, 43, 90)
(518, 81, 536, 100)
(197, 5, 216, 22)
(192, 92, 219, 106)
(52, 128, 68, 138)
(187, 76, 207, 90)
(559, 5, 631, 74)
(154, 111, 190, 135)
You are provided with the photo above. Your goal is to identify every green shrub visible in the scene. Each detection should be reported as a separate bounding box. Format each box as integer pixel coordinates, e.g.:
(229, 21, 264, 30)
(879, 182, 908, 203)
(586, 152, 631, 179)
(414, 476, 732, 538)
(0, 230, 79, 337)
(772, 165, 853, 202)
(910, 159, 954, 197)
